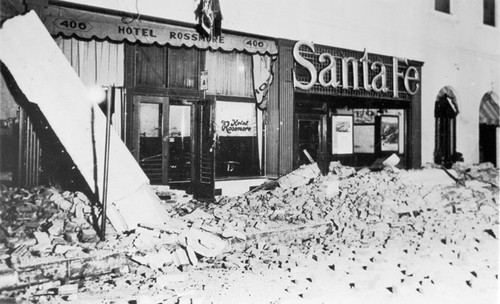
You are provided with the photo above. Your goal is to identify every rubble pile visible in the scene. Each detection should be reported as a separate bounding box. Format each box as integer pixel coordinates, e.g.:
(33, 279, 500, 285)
(153, 162, 498, 290)
(177, 163, 498, 246)
(0, 162, 498, 303)
(215, 164, 498, 267)
(0, 186, 101, 267)
(195, 164, 497, 303)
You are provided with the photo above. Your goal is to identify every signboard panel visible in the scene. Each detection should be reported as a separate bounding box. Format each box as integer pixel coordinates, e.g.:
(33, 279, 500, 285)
(216, 101, 256, 137)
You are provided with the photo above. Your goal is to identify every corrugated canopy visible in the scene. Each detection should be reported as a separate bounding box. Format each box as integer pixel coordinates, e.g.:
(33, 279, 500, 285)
(42, 5, 278, 55)
(479, 93, 499, 126)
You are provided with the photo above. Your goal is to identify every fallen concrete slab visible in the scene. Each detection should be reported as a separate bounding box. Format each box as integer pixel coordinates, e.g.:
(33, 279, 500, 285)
(0, 12, 169, 232)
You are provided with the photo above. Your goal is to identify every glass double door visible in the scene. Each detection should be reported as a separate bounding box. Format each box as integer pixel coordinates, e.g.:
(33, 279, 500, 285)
(137, 97, 193, 186)
(134, 96, 214, 199)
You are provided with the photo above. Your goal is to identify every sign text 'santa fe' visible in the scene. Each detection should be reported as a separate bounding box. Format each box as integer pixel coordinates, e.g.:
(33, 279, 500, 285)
(292, 41, 420, 98)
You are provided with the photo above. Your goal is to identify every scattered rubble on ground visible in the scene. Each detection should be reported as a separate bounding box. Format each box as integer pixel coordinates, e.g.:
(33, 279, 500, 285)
(0, 161, 498, 303)
(452, 161, 499, 188)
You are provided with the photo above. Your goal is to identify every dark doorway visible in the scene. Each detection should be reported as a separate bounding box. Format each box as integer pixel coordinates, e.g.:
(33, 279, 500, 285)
(479, 124, 497, 166)
(479, 92, 499, 166)
(295, 114, 326, 168)
(434, 88, 459, 168)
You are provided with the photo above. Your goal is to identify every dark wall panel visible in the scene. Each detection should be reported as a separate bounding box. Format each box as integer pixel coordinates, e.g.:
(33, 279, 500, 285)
(410, 66, 422, 168)
(265, 65, 279, 178)
(277, 40, 295, 176)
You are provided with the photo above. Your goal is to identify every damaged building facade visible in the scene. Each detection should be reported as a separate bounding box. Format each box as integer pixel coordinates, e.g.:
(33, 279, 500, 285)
(1, 0, 499, 199)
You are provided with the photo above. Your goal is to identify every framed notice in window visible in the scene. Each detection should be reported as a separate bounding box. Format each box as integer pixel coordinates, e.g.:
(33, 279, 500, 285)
(381, 115, 399, 152)
(216, 101, 257, 137)
(353, 125, 375, 153)
(332, 115, 353, 154)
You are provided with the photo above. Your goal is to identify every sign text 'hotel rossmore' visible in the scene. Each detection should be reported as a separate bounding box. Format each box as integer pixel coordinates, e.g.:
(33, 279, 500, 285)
(293, 41, 420, 98)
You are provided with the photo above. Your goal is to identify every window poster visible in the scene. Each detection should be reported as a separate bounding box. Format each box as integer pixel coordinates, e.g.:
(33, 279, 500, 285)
(216, 101, 257, 137)
(381, 115, 399, 152)
(353, 125, 375, 153)
(332, 115, 353, 154)
(386, 109, 405, 154)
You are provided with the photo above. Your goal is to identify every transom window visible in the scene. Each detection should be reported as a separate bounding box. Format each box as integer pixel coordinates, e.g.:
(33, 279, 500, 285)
(435, 0, 451, 14)
(484, 0, 496, 26)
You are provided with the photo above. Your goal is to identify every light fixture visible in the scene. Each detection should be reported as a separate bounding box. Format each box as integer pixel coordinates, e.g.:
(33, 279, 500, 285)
(88, 85, 107, 104)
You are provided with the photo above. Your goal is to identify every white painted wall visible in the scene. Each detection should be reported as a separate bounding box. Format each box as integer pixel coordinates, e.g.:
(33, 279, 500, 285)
(60, 0, 500, 165)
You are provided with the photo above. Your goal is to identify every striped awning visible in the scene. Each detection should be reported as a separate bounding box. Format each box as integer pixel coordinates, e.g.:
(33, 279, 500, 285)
(479, 93, 499, 126)
(41, 5, 278, 56)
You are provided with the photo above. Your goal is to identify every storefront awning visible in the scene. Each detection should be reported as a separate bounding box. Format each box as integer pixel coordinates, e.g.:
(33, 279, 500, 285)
(479, 94, 500, 126)
(42, 5, 278, 56)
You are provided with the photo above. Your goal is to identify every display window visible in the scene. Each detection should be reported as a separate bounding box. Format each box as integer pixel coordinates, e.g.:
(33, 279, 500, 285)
(204, 51, 263, 178)
(296, 98, 408, 169)
(215, 101, 260, 178)
(332, 108, 405, 157)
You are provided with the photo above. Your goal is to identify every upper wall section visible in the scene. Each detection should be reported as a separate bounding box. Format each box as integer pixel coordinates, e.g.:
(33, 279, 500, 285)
(58, 0, 498, 62)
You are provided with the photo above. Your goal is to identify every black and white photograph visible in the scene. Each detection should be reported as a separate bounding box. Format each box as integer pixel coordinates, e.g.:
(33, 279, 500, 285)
(0, 0, 498, 303)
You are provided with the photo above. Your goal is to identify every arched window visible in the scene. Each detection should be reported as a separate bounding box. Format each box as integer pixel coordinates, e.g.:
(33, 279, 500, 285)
(434, 87, 459, 168)
(479, 92, 499, 166)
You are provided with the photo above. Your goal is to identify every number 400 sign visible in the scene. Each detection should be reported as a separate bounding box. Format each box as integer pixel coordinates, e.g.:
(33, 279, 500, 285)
(244, 38, 268, 49)
(55, 18, 92, 32)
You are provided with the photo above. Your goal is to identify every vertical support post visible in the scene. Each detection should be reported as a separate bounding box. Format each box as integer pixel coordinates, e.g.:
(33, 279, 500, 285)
(101, 86, 114, 240)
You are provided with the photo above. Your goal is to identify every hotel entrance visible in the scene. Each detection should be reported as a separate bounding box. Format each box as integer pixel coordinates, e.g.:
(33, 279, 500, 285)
(136, 98, 195, 186)
(135, 95, 215, 198)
